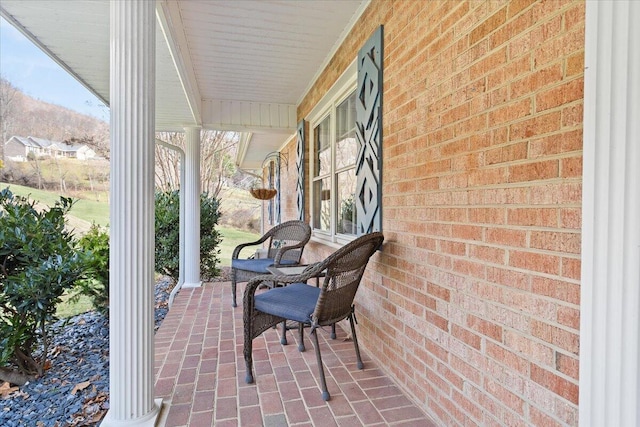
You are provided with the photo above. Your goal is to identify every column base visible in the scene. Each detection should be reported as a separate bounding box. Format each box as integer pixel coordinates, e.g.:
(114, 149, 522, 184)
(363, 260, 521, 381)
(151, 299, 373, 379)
(182, 281, 202, 288)
(102, 398, 163, 426)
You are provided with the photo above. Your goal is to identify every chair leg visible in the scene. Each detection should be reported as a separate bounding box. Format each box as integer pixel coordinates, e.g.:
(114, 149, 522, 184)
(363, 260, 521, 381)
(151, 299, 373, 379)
(331, 323, 336, 339)
(243, 323, 254, 384)
(348, 312, 364, 370)
(231, 272, 237, 308)
(280, 321, 288, 345)
(298, 323, 305, 352)
(310, 328, 330, 401)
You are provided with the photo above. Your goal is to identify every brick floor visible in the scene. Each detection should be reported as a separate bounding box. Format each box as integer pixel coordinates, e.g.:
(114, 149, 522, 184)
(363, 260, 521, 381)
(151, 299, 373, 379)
(154, 282, 438, 426)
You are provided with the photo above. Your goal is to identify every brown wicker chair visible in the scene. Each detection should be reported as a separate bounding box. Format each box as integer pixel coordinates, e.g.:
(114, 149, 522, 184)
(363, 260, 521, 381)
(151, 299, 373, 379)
(243, 231, 384, 401)
(230, 220, 311, 307)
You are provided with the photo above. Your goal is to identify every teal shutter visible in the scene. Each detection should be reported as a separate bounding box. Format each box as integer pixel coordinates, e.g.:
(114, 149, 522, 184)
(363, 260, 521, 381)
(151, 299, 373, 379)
(355, 26, 383, 234)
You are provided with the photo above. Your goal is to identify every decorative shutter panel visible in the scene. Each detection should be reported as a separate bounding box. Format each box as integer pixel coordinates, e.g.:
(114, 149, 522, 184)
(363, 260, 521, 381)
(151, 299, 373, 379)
(355, 26, 383, 234)
(296, 120, 305, 221)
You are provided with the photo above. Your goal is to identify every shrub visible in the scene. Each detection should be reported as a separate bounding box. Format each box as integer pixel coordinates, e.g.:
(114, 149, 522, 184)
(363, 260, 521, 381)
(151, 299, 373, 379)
(0, 188, 87, 384)
(155, 190, 222, 283)
(74, 224, 110, 314)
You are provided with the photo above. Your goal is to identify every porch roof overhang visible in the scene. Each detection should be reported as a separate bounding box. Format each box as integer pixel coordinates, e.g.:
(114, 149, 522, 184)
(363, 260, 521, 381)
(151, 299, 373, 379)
(0, 0, 369, 170)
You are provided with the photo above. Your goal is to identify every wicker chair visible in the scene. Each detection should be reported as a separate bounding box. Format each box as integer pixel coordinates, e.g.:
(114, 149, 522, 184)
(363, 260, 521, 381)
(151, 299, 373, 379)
(243, 231, 384, 401)
(230, 220, 311, 307)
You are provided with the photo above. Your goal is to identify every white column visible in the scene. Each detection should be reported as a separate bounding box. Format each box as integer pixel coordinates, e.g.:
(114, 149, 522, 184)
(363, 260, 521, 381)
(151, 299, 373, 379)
(183, 126, 201, 287)
(103, 0, 161, 425)
(580, 1, 640, 426)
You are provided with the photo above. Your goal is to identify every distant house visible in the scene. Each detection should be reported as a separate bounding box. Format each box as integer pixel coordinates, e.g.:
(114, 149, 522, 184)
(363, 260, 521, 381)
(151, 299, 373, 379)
(3, 136, 96, 161)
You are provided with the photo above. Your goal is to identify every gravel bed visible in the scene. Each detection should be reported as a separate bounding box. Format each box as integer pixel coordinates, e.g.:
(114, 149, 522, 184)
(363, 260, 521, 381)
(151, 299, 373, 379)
(0, 276, 176, 426)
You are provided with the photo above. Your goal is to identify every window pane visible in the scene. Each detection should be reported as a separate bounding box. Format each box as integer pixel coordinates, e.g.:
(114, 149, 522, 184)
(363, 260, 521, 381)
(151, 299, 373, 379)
(336, 168, 357, 236)
(314, 117, 331, 177)
(335, 91, 358, 170)
(313, 177, 331, 232)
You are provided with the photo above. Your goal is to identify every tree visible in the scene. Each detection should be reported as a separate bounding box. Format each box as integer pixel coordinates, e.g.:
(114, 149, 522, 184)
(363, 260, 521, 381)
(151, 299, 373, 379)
(0, 189, 88, 385)
(0, 77, 21, 161)
(155, 130, 239, 198)
(154, 190, 222, 282)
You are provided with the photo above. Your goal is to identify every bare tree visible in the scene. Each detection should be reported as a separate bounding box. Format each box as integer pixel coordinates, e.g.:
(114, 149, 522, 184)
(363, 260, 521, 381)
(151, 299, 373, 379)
(155, 130, 239, 197)
(0, 77, 21, 161)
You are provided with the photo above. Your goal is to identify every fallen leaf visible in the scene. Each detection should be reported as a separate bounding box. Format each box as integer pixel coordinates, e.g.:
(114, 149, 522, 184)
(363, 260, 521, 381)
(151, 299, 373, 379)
(0, 382, 19, 398)
(71, 380, 91, 395)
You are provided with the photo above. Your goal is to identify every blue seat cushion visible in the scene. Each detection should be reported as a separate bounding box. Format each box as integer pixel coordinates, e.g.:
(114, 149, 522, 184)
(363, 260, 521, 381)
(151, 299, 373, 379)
(232, 258, 296, 273)
(254, 283, 320, 323)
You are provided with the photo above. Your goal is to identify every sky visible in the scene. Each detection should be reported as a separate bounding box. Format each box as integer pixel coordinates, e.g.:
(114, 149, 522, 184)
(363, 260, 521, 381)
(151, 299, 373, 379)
(0, 17, 110, 122)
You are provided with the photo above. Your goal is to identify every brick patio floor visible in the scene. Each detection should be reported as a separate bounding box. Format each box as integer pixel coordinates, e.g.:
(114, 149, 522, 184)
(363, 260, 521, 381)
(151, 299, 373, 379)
(154, 281, 437, 426)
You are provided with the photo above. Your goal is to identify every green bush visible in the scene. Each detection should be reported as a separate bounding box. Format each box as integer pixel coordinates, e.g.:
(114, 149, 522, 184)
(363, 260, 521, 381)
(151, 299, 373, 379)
(0, 188, 87, 384)
(155, 190, 222, 283)
(74, 224, 110, 314)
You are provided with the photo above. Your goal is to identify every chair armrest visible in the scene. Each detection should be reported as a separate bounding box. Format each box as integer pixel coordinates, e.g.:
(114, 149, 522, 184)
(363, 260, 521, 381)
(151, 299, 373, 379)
(273, 241, 308, 265)
(232, 235, 270, 260)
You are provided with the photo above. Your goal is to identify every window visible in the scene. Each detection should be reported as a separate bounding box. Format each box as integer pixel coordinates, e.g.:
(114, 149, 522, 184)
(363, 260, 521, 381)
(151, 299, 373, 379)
(311, 88, 359, 242)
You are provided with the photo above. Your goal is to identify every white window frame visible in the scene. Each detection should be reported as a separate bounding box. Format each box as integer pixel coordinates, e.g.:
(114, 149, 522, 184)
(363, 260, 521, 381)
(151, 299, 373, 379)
(307, 61, 357, 247)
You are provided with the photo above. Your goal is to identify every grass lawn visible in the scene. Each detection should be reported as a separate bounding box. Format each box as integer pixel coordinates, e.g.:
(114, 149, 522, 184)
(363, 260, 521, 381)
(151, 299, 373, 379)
(218, 226, 260, 266)
(56, 293, 94, 318)
(1, 182, 109, 227)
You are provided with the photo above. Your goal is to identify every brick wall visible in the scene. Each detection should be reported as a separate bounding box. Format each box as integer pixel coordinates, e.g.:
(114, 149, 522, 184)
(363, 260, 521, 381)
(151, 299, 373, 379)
(277, 1, 585, 425)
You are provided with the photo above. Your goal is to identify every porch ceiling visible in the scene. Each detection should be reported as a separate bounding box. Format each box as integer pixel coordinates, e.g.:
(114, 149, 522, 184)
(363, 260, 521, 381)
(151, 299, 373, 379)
(0, 0, 369, 170)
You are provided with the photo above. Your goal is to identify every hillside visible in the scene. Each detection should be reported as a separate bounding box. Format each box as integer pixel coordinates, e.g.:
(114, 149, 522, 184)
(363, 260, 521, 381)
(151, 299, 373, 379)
(1, 77, 110, 159)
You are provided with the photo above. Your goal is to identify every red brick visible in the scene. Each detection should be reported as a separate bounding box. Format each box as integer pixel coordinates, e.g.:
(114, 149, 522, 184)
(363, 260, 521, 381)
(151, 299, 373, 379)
(508, 0, 537, 19)
(469, 207, 506, 225)
(531, 276, 580, 305)
(562, 102, 583, 127)
(439, 239, 466, 256)
(530, 406, 564, 427)
(467, 314, 503, 341)
(531, 319, 579, 354)
(452, 324, 482, 350)
(530, 231, 581, 254)
(530, 364, 579, 404)
(560, 207, 581, 229)
(511, 63, 563, 99)
(469, 244, 506, 265)
(508, 159, 559, 183)
(503, 330, 554, 366)
(556, 352, 579, 380)
(509, 250, 560, 275)
(427, 282, 451, 301)
(426, 309, 449, 332)
(561, 156, 582, 178)
(452, 224, 483, 240)
(562, 257, 581, 280)
(536, 78, 584, 112)
(485, 228, 527, 247)
(453, 258, 486, 279)
(564, 48, 584, 75)
(486, 341, 529, 375)
(557, 306, 580, 330)
(507, 208, 558, 227)
(486, 266, 530, 290)
(451, 354, 483, 386)
(484, 141, 529, 165)
(470, 7, 507, 45)
(485, 379, 525, 415)
(510, 111, 562, 140)
(468, 166, 509, 186)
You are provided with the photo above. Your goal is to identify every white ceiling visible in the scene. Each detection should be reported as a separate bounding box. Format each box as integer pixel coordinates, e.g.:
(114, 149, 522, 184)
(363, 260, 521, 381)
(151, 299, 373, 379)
(0, 0, 368, 169)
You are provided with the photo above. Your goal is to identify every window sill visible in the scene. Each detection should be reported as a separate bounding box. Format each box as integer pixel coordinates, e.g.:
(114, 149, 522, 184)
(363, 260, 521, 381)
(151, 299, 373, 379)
(311, 232, 356, 249)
